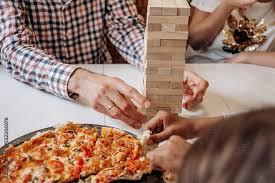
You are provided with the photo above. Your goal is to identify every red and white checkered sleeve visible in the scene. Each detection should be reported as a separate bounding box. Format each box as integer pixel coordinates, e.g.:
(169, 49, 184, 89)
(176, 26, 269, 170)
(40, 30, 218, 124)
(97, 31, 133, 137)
(0, 0, 79, 99)
(106, 0, 145, 68)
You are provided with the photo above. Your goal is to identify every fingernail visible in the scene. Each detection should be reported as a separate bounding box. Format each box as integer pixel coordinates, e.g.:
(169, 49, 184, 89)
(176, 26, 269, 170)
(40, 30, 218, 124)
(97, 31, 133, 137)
(144, 101, 151, 108)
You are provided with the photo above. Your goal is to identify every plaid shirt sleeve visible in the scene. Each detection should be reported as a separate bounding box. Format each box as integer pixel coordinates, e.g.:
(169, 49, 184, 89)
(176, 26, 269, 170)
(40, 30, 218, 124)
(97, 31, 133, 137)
(0, 0, 79, 99)
(106, 0, 145, 68)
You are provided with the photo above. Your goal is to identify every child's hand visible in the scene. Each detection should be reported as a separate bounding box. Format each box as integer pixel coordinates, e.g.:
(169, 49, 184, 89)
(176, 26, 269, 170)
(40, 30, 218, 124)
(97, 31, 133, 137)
(145, 111, 196, 144)
(183, 71, 209, 109)
(146, 136, 191, 174)
(222, 0, 257, 10)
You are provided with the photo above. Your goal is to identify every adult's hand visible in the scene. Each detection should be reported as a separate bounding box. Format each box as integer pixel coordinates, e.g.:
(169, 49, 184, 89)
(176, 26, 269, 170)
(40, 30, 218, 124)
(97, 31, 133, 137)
(146, 136, 191, 174)
(68, 69, 150, 129)
(145, 111, 197, 144)
(183, 71, 209, 109)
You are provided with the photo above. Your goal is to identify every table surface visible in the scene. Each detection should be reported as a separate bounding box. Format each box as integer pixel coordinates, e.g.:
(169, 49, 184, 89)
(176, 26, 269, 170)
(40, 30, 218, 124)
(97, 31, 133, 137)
(1, 64, 275, 147)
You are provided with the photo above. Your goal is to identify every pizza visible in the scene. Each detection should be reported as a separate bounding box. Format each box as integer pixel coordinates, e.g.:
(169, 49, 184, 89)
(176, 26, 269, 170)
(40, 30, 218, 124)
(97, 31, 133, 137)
(0, 122, 152, 183)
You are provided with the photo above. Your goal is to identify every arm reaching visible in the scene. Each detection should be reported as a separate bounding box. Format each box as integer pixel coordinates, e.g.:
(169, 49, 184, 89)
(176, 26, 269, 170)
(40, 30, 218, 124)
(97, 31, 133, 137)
(189, 0, 257, 50)
(227, 52, 275, 68)
(145, 111, 224, 144)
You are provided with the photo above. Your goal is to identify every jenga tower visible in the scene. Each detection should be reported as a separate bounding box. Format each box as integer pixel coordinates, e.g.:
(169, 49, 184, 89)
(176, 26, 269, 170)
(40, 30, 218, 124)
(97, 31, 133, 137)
(143, 0, 190, 118)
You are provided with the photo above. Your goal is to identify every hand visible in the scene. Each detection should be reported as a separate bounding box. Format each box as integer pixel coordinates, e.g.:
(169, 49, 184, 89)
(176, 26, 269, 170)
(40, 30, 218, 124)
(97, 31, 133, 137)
(222, 0, 257, 10)
(146, 136, 191, 174)
(145, 111, 197, 144)
(183, 71, 209, 109)
(68, 69, 151, 129)
(226, 52, 250, 64)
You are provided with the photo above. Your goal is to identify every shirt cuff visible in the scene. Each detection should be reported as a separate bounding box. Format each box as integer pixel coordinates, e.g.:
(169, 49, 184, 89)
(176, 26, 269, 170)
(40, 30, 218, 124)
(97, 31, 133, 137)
(48, 63, 80, 100)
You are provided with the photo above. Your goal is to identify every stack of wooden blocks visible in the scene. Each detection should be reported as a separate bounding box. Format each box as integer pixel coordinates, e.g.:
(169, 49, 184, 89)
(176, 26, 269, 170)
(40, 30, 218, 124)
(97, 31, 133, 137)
(143, 0, 190, 118)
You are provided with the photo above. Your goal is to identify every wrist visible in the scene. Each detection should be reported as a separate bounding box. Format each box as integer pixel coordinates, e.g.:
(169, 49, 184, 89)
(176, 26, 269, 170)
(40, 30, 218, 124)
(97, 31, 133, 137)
(193, 117, 223, 136)
(68, 68, 88, 95)
(238, 52, 250, 64)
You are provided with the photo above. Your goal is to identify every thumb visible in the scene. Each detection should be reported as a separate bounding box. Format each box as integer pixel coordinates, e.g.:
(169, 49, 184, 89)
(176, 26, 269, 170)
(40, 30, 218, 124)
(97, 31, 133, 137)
(149, 130, 172, 144)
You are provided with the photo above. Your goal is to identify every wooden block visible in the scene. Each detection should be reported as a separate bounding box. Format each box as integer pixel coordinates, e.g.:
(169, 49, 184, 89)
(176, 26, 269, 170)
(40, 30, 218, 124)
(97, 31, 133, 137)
(174, 0, 191, 16)
(161, 39, 187, 47)
(150, 101, 171, 108)
(171, 68, 184, 74)
(147, 53, 173, 61)
(146, 81, 158, 88)
(145, 67, 158, 74)
(162, 0, 177, 15)
(147, 95, 160, 102)
(148, 23, 161, 31)
(172, 60, 185, 68)
(158, 81, 171, 89)
(157, 107, 172, 112)
(146, 59, 172, 68)
(173, 54, 186, 61)
(148, 31, 188, 40)
(147, 40, 161, 47)
(163, 95, 183, 103)
(175, 24, 188, 32)
(146, 73, 183, 81)
(145, 107, 158, 114)
(171, 106, 182, 114)
(148, 16, 189, 24)
(146, 88, 183, 95)
(147, 47, 186, 54)
(149, 7, 163, 16)
(158, 68, 171, 75)
(148, 0, 163, 16)
(163, 8, 178, 16)
(171, 82, 183, 89)
(161, 24, 176, 32)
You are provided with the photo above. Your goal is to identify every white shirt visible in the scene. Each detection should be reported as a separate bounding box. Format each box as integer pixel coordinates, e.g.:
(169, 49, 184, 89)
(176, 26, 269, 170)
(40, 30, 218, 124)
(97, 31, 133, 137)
(186, 0, 275, 63)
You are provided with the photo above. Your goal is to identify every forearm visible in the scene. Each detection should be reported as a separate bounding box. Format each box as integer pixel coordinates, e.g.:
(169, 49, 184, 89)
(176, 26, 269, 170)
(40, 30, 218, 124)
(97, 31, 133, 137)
(1, 42, 78, 99)
(189, 3, 233, 50)
(245, 52, 275, 68)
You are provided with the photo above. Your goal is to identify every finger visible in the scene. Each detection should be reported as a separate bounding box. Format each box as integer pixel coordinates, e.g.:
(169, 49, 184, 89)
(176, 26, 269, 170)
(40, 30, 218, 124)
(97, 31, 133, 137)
(192, 85, 206, 99)
(146, 148, 165, 167)
(113, 79, 151, 108)
(108, 106, 142, 129)
(108, 90, 147, 123)
(145, 111, 167, 132)
(186, 96, 204, 109)
(100, 97, 142, 129)
(149, 130, 172, 144)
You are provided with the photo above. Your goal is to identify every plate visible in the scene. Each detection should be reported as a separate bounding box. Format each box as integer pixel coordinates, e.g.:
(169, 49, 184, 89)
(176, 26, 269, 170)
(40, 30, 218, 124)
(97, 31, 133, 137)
(0, 124, 164, 183)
